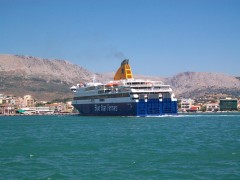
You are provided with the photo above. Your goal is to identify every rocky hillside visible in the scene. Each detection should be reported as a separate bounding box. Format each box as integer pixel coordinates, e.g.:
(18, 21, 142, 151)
(84, 71, 240, 98)
(0, 54, 239, 100)
(0, 54, 105, 83)
(165, 72, 240, 98)
(0, 54, 105, 100)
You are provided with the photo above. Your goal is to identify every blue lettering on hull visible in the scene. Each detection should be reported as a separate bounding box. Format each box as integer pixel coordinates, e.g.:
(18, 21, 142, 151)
(73, 103, 137, 116)
(73, 98, 178, 116)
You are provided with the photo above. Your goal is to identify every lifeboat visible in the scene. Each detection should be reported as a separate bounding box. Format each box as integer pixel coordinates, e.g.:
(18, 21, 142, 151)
(70, 86, 77, 92)
(105, 82, 119, 87)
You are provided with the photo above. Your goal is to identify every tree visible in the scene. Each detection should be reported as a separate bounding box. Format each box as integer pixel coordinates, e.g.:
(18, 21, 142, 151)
(200, 105, 206, 112)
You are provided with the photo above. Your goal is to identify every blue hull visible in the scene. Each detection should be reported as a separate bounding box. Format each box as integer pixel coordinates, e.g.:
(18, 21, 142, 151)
(73, 98, 178, 116)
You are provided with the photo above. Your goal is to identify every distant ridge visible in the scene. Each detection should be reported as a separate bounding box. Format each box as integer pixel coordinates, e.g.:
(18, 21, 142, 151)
(0, 54, 103, 83)
(0, 54, 105, 100)
(0, 54, 239, 100)
(165, 72, 240, 98)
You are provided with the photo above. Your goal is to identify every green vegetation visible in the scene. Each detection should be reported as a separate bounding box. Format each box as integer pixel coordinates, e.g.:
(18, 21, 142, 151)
(35, 102, 45, 107)
(200, 105, 207, 112)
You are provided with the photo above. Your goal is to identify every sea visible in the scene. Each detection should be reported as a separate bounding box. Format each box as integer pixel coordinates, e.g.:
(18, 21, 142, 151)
(0, 113, 240, 180)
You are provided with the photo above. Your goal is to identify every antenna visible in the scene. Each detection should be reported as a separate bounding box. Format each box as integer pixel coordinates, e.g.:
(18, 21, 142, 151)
(92, 75, 96, 83)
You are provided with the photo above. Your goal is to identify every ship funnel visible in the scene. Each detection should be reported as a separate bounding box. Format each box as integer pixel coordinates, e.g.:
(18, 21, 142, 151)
(114, 59, 133, 80)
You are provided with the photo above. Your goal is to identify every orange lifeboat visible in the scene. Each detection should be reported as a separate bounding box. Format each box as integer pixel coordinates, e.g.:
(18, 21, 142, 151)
(106, 82, 119, 87)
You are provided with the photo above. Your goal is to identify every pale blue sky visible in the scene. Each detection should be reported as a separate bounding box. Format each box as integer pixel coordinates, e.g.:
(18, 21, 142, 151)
(1, 0, 239, 77)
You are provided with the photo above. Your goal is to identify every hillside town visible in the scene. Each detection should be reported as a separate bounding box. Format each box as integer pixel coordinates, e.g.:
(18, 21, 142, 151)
(0, 93, 239, 115)
(0, 94, 74, 115)
(179, 97, 240, 113)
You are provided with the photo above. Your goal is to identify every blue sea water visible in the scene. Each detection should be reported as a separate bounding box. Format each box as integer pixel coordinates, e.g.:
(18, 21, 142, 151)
(0, 113, 240, 179)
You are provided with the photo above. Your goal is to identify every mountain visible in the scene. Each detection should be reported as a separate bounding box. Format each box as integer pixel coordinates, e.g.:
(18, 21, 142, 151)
(0, 54, 105, 100)
(166, 72, 240, 98)
(0, 54, 239, 101)
(103, 71, 240, 99)
(0, 54, 105, 83)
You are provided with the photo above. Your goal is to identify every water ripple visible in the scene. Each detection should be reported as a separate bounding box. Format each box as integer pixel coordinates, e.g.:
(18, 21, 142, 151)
(0, 114, 240, 179)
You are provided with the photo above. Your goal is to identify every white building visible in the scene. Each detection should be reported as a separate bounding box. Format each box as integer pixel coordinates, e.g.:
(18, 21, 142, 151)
(206, 103, 219, 112)
(180, 99, 194, 112)
(19, 107, 54, 115)
(23, 95, 35, 107)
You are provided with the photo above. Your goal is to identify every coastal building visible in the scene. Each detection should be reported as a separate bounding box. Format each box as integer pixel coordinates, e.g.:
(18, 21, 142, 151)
(23, 95, 35, 107)
(219, 98, 238, 111)
(35, 107, 53, 114)
(4, 96, 16, 105)
(9, 98, 16, 105)
(186, 106, 201, 112)
(44, 102, 74, 113)
(0, 103, 15, 115)
(64, 101, 74, 113)
(180, 99, 194, 112)
(0, 94, 6, 104)
(17, 107, 54, 115)
(206, 103, 220, 112)
(15, 97, 25, 109)
(35, 100, 48, 106)
(0, 95, 18, 114)
(45, 103, 63, 113)
(0, 98, 4, 105)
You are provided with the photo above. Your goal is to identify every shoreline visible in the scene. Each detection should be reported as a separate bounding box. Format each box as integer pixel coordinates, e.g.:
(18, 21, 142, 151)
(0, 113, 79, 116)
(178, 111, 240, 114)
(1, 111, 240, 116)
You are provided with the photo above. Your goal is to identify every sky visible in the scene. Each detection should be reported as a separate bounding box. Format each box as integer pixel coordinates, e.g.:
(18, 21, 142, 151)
(0, 0, 240, 77)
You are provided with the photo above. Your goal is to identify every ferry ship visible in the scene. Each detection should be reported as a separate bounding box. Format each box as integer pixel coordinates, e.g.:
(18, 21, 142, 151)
(71, 60, 178, 116)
